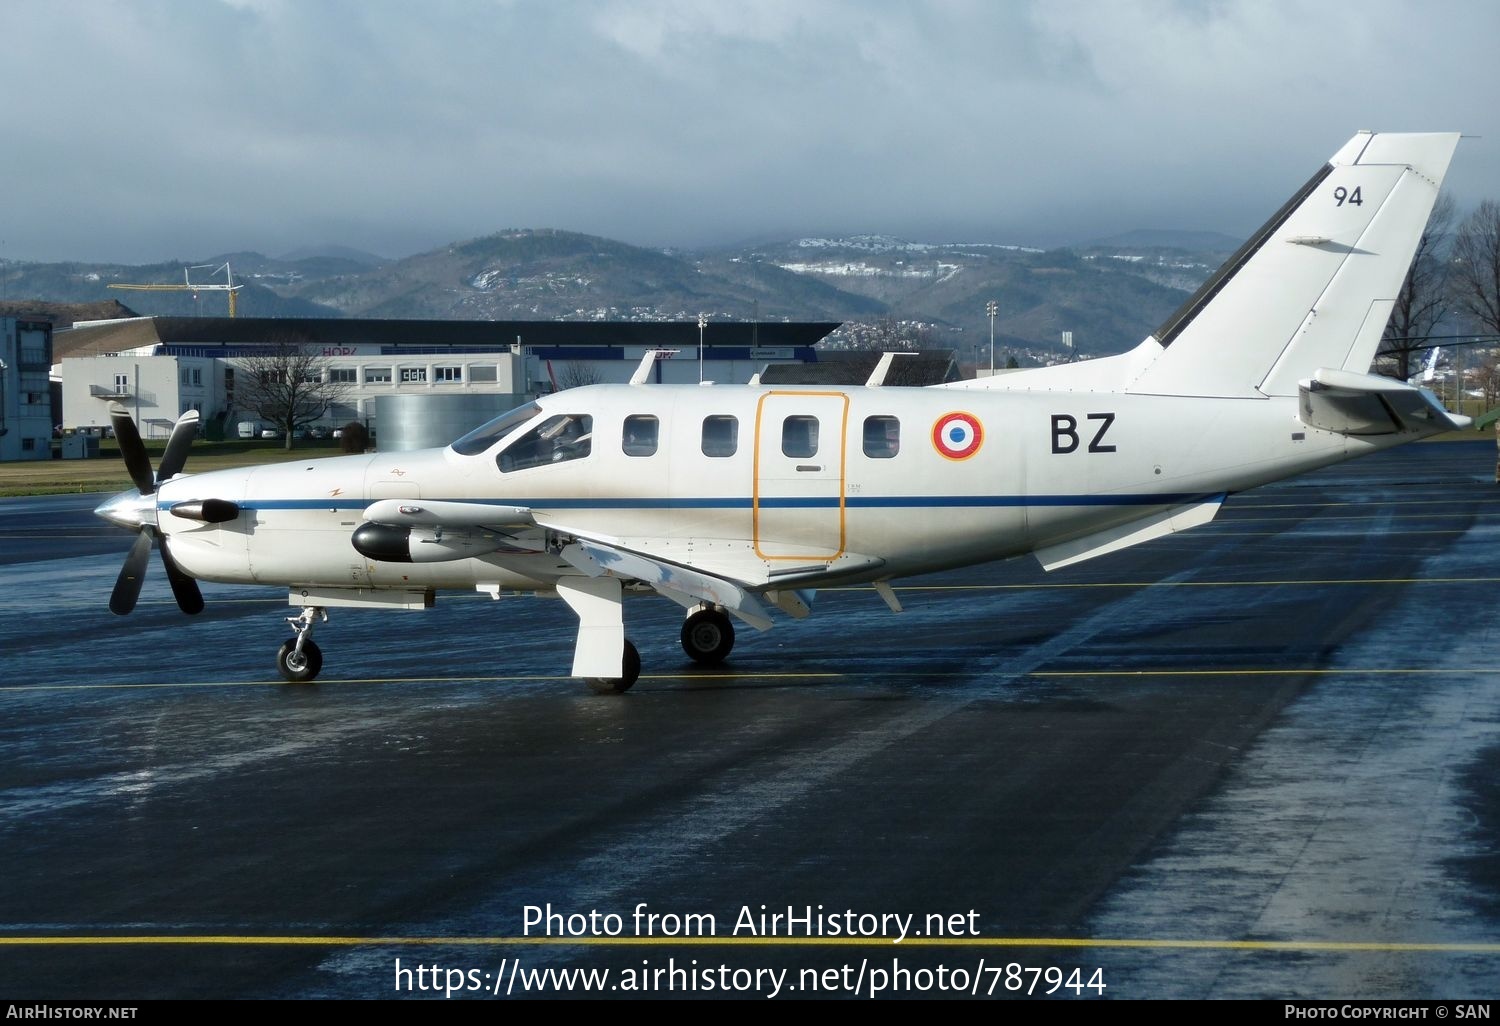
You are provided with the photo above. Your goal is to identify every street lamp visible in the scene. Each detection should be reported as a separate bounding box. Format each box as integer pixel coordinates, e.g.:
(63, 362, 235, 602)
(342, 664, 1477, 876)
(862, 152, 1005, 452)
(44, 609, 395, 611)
(985, 300, 998, 375)
(698, 312, 707, 383)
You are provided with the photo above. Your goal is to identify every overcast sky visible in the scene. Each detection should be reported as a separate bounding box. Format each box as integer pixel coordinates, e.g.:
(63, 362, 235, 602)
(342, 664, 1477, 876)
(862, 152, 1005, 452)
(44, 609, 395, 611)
(2, 0, 1495, 264)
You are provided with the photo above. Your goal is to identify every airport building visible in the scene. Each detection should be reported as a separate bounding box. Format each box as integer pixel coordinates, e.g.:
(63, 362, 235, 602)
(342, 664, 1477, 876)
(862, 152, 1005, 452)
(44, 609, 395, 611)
(57, 317, 837, 443)
(0, 317, 55, 462)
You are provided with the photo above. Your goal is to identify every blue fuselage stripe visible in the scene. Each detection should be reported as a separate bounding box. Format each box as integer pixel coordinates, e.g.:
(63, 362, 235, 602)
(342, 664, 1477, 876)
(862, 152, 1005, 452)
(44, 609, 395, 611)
(197, 492, 1216, 514)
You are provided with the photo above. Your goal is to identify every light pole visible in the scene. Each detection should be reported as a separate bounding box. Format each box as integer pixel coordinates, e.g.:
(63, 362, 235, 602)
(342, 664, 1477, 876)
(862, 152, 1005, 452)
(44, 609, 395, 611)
(698, 312, 707, 383)
(985, 300, 997, 375)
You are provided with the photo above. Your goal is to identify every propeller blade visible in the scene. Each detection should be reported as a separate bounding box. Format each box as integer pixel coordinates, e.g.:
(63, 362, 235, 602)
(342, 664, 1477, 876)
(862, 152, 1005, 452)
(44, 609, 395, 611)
(109, 530, 153, 615)
(156, 410, 200, 482)
(158, 537, 205, 616)
(108, 403, 156, 496)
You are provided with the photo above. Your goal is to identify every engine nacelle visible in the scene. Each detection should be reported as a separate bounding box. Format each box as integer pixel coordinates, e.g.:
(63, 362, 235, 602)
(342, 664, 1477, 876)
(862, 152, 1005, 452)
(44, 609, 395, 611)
(351, 523, 502, 563)
(168, 498, 241, 523)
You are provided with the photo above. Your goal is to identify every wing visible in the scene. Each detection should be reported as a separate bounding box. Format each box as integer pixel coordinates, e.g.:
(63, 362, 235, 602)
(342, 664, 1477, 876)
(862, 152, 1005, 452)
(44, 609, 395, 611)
(361, 498, 885, 627)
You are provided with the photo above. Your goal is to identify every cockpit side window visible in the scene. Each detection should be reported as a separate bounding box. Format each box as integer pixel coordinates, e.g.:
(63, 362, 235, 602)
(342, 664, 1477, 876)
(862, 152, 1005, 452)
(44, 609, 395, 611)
(450, 402, 541, 456)
(497, 414, 593, 472)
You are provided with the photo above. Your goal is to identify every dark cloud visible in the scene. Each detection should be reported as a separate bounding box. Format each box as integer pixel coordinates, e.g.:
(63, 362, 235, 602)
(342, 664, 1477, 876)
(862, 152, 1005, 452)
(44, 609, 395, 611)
(2, 0, 1495, 263)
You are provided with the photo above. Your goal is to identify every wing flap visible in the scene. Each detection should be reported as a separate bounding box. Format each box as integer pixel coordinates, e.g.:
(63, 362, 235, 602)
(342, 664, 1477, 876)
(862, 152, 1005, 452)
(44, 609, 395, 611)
(561, 536, 775, 630)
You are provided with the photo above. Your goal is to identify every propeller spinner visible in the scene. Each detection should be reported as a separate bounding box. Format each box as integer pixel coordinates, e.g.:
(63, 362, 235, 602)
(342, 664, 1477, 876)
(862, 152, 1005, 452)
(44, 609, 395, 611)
(95, 405, 206, 616)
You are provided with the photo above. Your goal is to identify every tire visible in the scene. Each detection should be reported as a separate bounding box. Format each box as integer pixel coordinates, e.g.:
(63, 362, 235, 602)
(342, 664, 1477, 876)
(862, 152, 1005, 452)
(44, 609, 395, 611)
(276, 638, 323, 683)
(586, 639, 640, 694)
(681, 608, 734, 665)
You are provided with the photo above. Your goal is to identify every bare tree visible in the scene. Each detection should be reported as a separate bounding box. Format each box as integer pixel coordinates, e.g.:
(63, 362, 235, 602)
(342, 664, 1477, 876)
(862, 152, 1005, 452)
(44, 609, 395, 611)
(1380, 192, 1455, 380)
(1472, 350, 1500, 408)
(234, 333, 352, 449)
(1452, 199, 1500, 340)
(555, 361, 602, 390)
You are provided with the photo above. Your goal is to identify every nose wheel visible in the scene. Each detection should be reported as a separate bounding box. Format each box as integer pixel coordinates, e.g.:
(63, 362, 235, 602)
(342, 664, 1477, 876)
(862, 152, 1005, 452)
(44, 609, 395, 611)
(276, 606, 327, 683)
(681, 607, 735, 665)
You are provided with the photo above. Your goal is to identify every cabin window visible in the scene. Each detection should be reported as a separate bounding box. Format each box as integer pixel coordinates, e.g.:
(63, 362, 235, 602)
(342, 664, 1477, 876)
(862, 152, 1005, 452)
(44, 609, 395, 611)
(863, 416, 900, 458)
(781, 416, 819, 458)
(702, 416, 738, 458)
(623, 415, 659, 457)
(498, 414, 593, 472)
(451, 402, 540, 456)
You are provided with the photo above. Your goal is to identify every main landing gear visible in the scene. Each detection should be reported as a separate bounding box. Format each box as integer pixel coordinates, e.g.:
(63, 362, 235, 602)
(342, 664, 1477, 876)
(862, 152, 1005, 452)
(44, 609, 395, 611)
(276, 606, 327, 683)
(584, 606, 734, 695)
(681, 606, 735, 665)
(585, 640, 641, 695)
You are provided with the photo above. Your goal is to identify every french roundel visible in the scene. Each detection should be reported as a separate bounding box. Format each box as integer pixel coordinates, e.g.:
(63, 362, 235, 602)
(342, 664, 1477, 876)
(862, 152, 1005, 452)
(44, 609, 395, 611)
(932, 412, 983, 460)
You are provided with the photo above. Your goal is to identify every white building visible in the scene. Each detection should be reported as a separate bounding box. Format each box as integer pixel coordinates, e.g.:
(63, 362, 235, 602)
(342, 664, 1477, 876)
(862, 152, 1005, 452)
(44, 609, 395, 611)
(57, 317, 834, 440)
(0, 318, 55, 461)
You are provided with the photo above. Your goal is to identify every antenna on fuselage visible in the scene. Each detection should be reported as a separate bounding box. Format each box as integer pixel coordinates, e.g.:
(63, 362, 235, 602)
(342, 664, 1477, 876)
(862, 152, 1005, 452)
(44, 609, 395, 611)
(629, 349, 680, 385)
(866, 351, 918, 387)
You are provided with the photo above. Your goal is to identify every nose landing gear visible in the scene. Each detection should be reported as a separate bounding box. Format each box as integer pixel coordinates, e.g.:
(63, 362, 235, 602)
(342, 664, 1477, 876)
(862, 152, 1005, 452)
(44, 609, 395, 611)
(276, 606, 328, 683)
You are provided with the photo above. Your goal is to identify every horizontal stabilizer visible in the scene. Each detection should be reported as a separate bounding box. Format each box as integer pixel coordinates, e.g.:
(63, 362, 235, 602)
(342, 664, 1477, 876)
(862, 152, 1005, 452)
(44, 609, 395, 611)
(1034, 498, 1224, 572)
(1299, 368, 1471, 435)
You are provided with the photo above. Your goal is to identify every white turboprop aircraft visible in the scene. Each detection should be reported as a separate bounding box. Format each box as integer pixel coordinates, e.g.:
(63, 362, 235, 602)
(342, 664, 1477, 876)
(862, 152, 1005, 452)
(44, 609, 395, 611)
(96, 131, 1467, 692)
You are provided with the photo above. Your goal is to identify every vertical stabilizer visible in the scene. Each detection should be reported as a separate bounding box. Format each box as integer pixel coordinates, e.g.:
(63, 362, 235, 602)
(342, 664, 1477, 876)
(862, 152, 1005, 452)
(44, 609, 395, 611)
(1126, 131, 1460, 398)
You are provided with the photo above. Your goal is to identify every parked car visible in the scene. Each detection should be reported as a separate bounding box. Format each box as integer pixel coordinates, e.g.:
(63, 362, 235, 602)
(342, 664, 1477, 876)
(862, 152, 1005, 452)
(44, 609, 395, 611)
(260, 428, 278, 439)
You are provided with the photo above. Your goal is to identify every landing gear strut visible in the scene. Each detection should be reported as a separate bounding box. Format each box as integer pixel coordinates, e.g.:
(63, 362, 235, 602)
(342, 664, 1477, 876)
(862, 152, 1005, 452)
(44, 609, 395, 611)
(586, 639, 640, 694)
(276, 606, 327, 683)
(681, 606, 735, 665)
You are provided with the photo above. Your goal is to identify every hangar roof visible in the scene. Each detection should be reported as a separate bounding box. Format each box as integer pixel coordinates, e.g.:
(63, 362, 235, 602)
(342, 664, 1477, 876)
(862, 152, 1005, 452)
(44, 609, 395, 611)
(56, 316, 840, 360)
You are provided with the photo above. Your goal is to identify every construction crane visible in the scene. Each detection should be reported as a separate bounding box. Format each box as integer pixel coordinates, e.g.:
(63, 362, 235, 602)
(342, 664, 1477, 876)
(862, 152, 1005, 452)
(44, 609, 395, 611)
(108, 262, 243, 316)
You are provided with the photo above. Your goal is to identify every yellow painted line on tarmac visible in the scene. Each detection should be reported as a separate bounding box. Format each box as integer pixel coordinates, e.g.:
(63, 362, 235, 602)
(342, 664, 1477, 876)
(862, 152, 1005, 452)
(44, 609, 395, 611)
(1224, 516, 1500, 525)
(1027, 668, 1500, 678)
(869, 576, 1500, 592)
(1183, 529, 1475, 537)
(1231, 497, 1500, 510)
(5, 667, 1497, 694)
(0, 672, 848, 693)
(0, 934, 1496, 954)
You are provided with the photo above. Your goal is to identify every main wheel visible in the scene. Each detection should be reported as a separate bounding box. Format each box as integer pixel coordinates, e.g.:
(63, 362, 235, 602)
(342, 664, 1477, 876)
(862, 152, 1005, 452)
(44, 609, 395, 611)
(276, 637, 323, 683)
(586, 639, 640, 694)
(681, 608, 735, 664)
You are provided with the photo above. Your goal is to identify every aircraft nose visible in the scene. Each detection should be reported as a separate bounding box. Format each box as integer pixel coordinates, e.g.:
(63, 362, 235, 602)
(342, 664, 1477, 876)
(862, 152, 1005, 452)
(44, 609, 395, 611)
(94, 489, 155, 531)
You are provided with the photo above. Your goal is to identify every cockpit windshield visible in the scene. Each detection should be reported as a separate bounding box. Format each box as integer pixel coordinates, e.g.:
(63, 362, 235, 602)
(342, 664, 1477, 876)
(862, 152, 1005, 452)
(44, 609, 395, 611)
(449, 402, 542, 456)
